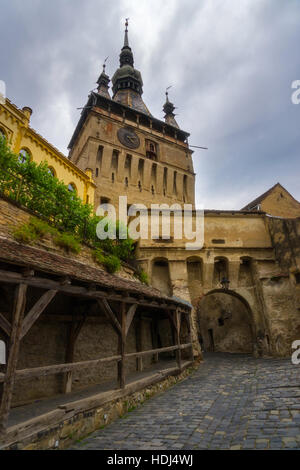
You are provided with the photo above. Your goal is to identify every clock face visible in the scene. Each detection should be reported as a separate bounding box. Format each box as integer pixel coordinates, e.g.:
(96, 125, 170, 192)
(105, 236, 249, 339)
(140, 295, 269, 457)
(117, 127, 140, 149)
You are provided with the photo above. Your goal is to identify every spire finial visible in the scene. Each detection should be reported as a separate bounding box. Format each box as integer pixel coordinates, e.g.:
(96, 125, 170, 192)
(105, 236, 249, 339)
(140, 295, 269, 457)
(166, 85, 172, 102)
(103, 56, 109, 73)
(124, 18, 130, 47)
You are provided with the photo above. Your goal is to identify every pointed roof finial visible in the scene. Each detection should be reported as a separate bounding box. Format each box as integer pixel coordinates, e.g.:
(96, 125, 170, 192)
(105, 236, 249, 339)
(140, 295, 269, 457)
(97, 57, 111, 98)
(102, 56, 109, 73)
(124, 18, 130, 48)
(163, 86, 179, 128)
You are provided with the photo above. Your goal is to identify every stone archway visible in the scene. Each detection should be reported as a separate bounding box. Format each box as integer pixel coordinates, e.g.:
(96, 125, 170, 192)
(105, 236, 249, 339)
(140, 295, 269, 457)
(197, 289, 255, 354)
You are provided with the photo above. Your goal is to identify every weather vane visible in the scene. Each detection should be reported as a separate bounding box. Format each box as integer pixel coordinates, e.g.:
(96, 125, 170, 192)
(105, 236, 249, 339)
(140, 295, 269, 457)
(166, 85, 172, 98)
(103, 56, 109, 73)
(125, 18, 129, 31)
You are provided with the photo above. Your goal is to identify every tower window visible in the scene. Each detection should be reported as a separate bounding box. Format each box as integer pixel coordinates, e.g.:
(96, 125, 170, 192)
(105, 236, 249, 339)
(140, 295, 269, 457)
(125, 177, 128, 187)
(112, 173, 115, 183)
(145, 139, 158, 160)
(111, 149, 119, 170)
(138, 180, 142, 192)
(97, 146, 103, 165)
(95, 168, 99, 177)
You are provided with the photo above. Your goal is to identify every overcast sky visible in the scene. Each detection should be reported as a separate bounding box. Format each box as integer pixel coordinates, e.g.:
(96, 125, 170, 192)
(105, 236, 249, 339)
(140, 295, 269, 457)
(1, 0, 299, 209)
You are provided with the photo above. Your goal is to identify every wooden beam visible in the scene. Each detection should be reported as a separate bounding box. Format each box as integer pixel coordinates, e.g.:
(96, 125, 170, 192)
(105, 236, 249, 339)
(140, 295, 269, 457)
(126, 344, 192, 359)
(64, 316, 86, 394)
(0, 354, 122, 382)
(0, 283, 27, 435)
(0, 268, 182, 311)
(174, 309, 182, 370)
(21, 290, 57, 339)
(0, 313, 11, 337)
(135, 314, 143, 372)
(186, 313, 194, 362)
(125, 304, 137, 337)
(151, 318, 159, 363)
(0, 344, 193, 383)
(118, 303, 126, 389)
(97, 299, 121, 335)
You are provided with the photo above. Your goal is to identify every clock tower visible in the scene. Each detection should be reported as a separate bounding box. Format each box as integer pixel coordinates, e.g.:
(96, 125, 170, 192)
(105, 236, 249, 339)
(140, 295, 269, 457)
(68, 20, 195, 210)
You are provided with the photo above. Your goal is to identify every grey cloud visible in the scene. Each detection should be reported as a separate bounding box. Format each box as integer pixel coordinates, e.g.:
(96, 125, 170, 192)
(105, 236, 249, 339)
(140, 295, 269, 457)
(0, 0, 299, 209)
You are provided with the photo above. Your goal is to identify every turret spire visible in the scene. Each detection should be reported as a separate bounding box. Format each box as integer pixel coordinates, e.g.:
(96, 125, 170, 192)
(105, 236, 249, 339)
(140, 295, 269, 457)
(96, 57, 111, 99)
(163, 87, 179, 128)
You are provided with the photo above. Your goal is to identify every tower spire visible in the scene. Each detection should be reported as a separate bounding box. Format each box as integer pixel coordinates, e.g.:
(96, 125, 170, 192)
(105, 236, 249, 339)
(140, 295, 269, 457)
(119, 18, 134, 67)
(111, 19, 151, 115)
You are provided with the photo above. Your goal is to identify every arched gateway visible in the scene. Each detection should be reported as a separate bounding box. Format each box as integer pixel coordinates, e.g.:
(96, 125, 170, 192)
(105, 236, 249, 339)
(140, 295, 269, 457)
(197, 289, 256, 354)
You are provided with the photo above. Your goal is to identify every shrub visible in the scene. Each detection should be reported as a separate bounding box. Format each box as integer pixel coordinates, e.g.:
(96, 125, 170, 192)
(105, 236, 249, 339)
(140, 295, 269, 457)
(137, 269, 149, 285)
(103, 255, 121, 274)
(13, 224, 39, 244)
(53, 232, 81, 254)
(93, 249, 121, 274)
(29, 217, 56, 237)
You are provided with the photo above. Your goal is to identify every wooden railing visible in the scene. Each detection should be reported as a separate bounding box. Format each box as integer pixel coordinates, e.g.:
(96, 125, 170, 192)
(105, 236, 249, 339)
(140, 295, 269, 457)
(0, 344, 192, 383)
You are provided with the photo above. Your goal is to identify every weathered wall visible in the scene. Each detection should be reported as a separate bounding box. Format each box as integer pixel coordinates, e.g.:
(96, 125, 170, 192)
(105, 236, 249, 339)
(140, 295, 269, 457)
(68, 110, 195, 209)
(261, 186, 300, 218)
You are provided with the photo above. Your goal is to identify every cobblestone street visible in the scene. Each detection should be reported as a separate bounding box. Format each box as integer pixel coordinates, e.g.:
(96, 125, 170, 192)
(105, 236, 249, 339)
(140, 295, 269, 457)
(71, 353, 300, 450)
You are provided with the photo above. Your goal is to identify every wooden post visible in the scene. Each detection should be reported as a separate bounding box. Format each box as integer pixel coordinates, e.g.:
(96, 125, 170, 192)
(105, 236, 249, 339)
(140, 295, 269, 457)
(151, 318, 159, 363)
(0, 283, 27, 435)
(174, 309, 182, 371)
(186, 312, 194, 362)
(64, 317, 85, 394)
(117, 302, 126, 389)
(135, 314, 143, 371)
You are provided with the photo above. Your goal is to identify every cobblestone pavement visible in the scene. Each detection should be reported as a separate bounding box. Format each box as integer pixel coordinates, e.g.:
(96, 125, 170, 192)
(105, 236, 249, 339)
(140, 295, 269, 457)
(71, 353, 300, 450)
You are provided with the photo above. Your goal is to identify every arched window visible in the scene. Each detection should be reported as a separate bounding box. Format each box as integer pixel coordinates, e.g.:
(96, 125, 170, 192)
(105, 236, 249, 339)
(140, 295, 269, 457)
(0, 128, 6, 141)
(68, 183, 77, 193)
(18, 148, 31, 164)
(0, 340, 5, 364)
(47, 167, 56, 177)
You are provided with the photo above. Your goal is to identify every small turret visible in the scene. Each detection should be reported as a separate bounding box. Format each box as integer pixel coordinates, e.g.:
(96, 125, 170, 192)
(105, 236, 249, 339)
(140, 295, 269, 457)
(97, 58, 111, 99)
(163, 89, 179, 129)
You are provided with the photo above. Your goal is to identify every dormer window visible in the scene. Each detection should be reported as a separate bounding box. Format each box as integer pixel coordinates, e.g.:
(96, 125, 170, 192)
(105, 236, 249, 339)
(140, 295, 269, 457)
(146, 139, 158, 160)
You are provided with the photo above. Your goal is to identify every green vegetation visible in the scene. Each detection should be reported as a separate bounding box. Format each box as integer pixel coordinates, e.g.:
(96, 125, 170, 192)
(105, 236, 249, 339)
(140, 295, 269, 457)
(93, 249, 121, 274)
(0, 138, 138, 272)
(53, 232, 81, 254)
(135, 268, 149, 285)
(13, 223, 39, 244)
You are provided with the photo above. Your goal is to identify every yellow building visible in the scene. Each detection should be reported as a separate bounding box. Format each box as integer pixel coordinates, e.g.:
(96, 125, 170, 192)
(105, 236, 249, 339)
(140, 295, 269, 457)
(0, 98, 95, 205)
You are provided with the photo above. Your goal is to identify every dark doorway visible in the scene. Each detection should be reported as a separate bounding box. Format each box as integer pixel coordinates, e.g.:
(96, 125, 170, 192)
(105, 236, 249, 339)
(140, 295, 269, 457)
(208, 329, 215, 352)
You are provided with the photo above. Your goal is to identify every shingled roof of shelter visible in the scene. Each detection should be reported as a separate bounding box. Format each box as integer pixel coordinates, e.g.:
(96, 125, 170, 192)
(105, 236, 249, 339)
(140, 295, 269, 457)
(0, 237, 189, 308)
